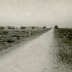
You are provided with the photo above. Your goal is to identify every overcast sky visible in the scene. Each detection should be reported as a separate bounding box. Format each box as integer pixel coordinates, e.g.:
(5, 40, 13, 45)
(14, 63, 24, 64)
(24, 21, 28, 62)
(0, 0, 72, 27)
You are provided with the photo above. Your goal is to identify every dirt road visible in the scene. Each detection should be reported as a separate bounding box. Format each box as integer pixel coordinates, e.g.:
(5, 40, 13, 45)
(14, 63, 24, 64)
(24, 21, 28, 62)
(0, 29, 58, 72)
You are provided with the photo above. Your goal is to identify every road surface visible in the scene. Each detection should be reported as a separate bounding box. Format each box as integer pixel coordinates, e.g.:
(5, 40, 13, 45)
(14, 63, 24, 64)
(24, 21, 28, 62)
(0, 29, 59, 72)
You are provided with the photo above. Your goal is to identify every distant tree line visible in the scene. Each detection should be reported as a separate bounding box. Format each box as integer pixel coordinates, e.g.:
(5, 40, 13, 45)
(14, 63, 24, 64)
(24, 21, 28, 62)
(0, 26, 47, 30)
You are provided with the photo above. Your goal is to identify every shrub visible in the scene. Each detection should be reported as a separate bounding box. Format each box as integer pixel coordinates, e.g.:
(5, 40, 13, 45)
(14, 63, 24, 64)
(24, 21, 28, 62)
(0, 26, 4, 29)
(11, 35, 20, 37)
(54, 25, 59, 29)
(7, 26, 15, 29)
(31, 26, 35, 29)
(6, 39, 14, 43)
(17, 37, 20, 40)
(1, 31, 8, 35)
(23, 36, 26, 38)
(20, 27, 26, 29)
(42, 26, 46, 29)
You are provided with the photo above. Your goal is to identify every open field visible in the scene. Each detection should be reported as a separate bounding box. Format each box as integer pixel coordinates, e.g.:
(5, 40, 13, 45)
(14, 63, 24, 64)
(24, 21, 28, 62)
(0, 26, 51, 51)
(54, 28, 72, 67)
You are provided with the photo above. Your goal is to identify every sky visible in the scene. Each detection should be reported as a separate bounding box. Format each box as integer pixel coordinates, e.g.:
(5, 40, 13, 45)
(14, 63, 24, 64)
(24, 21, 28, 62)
(0, 0, 72, 27)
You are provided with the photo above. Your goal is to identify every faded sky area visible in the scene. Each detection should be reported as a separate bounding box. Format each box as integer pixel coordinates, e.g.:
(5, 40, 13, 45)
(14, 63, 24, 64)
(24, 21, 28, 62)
(0, 0, 72, 27)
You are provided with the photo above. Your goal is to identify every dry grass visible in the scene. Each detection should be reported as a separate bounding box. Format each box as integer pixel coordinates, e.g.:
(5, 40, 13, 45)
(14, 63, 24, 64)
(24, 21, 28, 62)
(54, 28, 72, 65)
